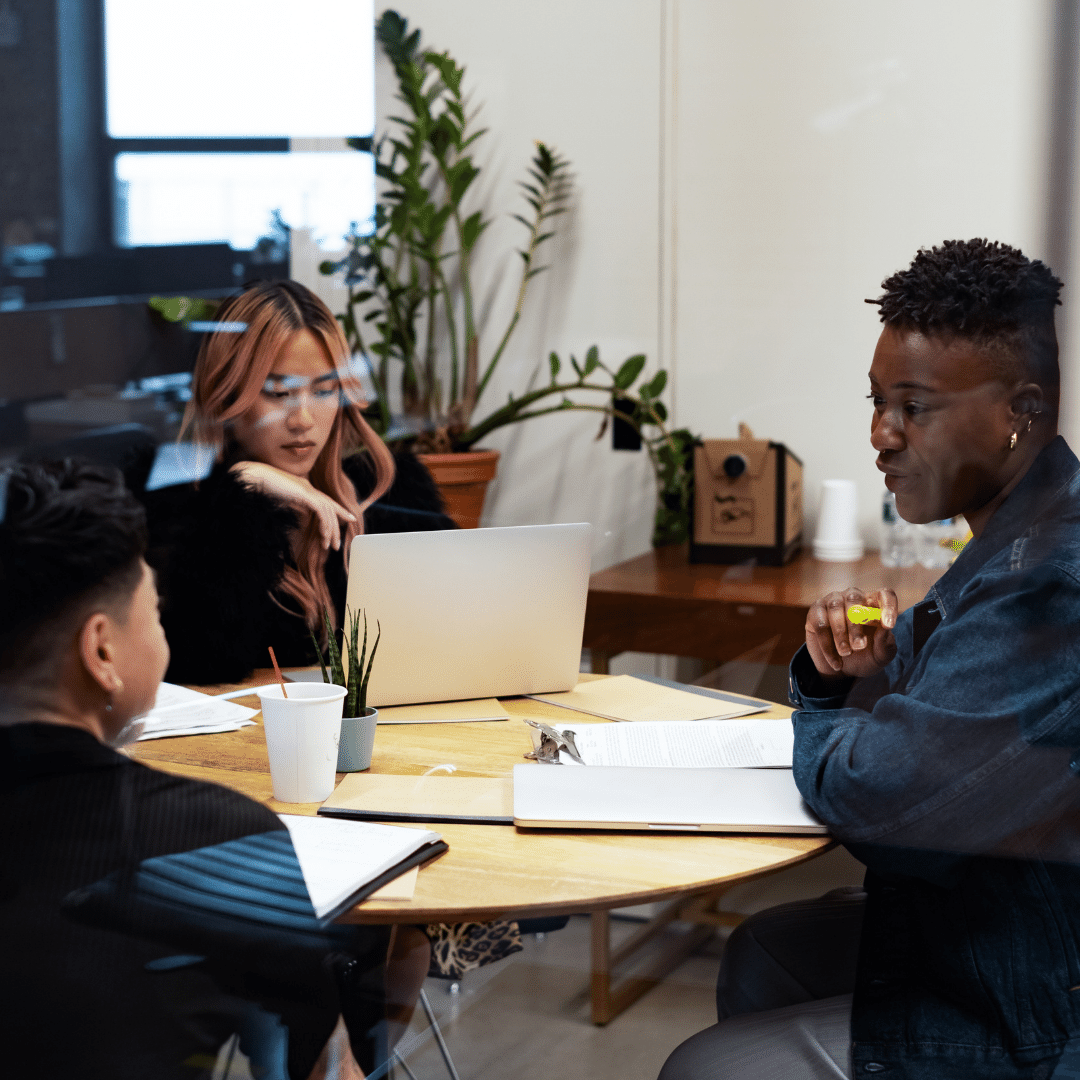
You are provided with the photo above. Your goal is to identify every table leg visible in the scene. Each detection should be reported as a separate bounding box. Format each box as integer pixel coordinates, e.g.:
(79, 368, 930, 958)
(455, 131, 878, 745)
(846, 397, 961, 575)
(589, 896, 727, 1025)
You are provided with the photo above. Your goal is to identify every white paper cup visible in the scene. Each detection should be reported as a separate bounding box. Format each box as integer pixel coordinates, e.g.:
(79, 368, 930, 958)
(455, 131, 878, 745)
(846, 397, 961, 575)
(257, 683, 348, 803)
(813, 479, 864, 562)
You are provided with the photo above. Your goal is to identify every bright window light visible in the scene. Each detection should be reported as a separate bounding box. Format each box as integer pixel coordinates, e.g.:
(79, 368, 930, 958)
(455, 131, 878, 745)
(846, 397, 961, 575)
(115, 152, 374, 250)
(104, 0, 374, 138)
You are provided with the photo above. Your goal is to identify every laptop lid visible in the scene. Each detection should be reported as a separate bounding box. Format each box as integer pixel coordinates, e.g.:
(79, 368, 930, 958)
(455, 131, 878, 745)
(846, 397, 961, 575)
(512, 764, 827, 834)
(345, 523, 591, 706)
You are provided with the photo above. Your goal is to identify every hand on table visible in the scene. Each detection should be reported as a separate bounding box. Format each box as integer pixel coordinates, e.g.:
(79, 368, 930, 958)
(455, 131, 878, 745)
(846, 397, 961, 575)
(805, 587, 898, 681)
(231, 461, 355, 551)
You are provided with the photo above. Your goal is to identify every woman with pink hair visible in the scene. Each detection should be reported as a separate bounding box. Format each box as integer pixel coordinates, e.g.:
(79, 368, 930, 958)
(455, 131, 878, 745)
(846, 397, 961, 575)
(143, 279, 452, 684)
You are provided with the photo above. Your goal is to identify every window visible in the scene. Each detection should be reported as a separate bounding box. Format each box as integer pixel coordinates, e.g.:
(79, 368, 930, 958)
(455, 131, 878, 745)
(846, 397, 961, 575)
(105, 0, 375, 256)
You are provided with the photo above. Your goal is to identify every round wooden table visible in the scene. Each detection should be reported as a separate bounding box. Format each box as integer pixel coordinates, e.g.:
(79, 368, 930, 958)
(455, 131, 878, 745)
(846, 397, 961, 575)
(130, 672, 832, 1022)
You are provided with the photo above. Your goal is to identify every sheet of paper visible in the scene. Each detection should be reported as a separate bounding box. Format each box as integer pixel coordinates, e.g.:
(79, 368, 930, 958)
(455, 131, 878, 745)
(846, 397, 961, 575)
(376, 698, 509, 724)
(530, 674, 768, 723)
(136, 683, 257, 740)
(279, 814, 441, 918)
(552, 719, 794, 768)
(363, 865, 418, 902)
(323, 773, 514, 822)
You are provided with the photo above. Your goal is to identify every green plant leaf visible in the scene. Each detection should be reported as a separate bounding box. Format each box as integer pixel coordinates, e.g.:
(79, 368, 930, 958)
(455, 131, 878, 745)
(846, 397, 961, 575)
(359, 620, 381, 711)
(461, 210, 488, 252)
(324, 608, 345, 687)
(345, 607, 362, 717)
(570, 354, 583, 376)
(583, 345, 600, 374)
(549, 351, 560, 381)
(308, 626, 331, 684)
(613, 354, 647, 390)
(645, 369, 668, 398)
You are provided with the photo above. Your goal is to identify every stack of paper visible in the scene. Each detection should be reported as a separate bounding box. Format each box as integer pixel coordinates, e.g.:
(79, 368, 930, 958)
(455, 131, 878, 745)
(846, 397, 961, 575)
(547, 719, 794, 768)
(136, 683, 258, 740)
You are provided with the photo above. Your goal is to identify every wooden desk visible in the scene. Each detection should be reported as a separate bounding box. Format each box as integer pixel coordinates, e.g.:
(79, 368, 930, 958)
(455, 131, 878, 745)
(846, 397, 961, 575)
(130, 674, 832, 1022)
(585, 544, 944, 674)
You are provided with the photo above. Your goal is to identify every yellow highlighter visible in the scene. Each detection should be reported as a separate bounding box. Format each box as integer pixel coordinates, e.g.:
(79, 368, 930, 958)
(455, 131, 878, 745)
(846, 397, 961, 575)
(847, 604, 883, 625)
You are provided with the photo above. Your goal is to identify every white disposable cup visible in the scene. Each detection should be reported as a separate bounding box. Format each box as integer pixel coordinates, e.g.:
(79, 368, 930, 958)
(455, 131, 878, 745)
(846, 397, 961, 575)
(257, 683, 348, 803)
(813, 479, 864, 562)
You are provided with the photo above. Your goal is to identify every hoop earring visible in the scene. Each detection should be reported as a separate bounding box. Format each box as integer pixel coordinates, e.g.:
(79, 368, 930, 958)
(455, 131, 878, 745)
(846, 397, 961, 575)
(1009, 432, 1018, 451)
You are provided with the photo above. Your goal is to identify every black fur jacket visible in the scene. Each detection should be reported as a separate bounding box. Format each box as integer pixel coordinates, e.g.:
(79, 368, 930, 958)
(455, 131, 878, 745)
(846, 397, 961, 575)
(140, 449, 455, 685)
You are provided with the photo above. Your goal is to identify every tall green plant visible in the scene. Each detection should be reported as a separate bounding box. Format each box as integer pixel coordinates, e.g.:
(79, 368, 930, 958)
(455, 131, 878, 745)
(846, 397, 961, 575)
(311, 608, 381, 717)
(321, 9, 571, 448)
(321, 8, 698, 544)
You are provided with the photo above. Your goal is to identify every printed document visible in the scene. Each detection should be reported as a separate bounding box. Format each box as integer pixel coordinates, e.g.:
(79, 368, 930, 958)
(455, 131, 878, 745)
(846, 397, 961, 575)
(552, 719, 794, 768)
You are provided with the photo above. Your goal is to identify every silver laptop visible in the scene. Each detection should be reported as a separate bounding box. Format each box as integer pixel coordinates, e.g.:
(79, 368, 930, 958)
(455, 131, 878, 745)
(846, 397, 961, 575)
(343, 523, 591, 707)
(512, 764, 827, 834)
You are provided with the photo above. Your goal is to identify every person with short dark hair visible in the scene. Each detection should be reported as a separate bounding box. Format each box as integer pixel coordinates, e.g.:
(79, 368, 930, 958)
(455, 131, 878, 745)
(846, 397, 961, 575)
(0, 459, 386, 1079)
(660, 239, 1080, 1079)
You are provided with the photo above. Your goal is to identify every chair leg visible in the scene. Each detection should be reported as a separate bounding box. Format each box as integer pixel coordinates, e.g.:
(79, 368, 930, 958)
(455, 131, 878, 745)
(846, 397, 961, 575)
(392, 1049, 421, 1080)
(419, 988, 463, 1080)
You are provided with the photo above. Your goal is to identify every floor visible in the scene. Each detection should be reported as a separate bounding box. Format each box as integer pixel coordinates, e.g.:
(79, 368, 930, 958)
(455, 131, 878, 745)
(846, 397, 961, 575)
(387, 915, 723, 1080)
(215, 913, 723, 1080)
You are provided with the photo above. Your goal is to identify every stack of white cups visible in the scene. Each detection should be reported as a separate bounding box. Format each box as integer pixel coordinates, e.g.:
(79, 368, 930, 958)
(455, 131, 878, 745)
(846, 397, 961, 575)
(812, 479, 865, 562)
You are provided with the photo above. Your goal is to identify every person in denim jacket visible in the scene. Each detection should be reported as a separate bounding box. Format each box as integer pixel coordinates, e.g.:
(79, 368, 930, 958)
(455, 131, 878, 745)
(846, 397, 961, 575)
(660, 239, 1080, 1080)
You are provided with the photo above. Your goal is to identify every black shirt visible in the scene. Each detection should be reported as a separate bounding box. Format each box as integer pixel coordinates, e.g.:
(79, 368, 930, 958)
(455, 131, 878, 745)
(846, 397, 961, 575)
(0, 723, 386, 1079)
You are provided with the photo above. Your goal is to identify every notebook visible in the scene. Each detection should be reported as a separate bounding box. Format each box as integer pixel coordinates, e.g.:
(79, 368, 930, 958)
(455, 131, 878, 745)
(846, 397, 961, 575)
(278, 814, 447, 918)
(344, 523, 591, 706)
(511, 764, 827, 834)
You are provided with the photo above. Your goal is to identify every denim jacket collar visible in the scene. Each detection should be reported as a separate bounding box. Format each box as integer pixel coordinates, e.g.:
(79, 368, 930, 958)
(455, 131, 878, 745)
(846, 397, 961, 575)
(928, 435, 1080, 621)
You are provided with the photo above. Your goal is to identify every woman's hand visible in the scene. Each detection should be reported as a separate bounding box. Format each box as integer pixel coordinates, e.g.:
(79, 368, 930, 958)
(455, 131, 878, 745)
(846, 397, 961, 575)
(231, 461, 356, 550)
(805, 586, 898, 681)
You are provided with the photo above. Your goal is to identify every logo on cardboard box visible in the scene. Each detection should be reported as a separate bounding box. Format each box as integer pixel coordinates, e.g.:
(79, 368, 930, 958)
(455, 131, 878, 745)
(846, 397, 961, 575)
(712, 494, 755, 535)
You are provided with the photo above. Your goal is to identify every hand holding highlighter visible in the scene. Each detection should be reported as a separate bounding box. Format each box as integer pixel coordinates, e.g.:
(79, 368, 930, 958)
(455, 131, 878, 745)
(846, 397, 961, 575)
(805, 588, 898, 681)
(847, 604, 883, 625)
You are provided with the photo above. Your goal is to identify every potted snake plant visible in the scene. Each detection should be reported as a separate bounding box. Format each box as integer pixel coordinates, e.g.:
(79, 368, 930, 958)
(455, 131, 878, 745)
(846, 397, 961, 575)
(312, 608, 380, 771)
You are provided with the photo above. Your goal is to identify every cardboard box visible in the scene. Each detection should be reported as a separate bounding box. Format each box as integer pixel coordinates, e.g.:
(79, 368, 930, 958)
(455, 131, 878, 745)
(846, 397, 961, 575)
(690, 437, 803, 565)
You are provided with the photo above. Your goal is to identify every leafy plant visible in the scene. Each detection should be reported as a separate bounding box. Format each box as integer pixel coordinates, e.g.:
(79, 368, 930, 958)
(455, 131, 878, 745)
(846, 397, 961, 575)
(321, 9, 698, 544)
(311, 607, 381, 717)
(321, 8, 571, 449)
(456, 343, 698, 545)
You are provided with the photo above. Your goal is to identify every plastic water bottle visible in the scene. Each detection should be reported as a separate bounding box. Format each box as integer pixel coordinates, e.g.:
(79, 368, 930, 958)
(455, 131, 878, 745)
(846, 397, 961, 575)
(917, 517, 966, 569)
(879, 490, 916, 567)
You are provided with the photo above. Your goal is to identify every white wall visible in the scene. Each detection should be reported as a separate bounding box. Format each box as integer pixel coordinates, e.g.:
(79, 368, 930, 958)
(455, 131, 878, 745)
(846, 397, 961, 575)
(295, 0, 1053, 565)
(673, 0, 1051, 547)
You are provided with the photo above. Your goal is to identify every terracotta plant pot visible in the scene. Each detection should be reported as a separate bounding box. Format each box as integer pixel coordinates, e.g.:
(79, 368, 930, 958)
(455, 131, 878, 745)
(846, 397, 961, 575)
(418, 449, 500, 529)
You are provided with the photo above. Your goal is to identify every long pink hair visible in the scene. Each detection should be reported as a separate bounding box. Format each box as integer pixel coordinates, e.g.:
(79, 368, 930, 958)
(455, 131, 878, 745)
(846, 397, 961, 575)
(182, 280, 395, 635)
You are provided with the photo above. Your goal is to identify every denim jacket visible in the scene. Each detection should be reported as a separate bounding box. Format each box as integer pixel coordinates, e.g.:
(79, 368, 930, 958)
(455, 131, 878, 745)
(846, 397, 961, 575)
(790, 437, 1080, 1079)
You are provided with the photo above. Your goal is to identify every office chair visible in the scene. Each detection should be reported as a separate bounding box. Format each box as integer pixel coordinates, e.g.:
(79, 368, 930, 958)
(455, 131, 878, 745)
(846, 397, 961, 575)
(18, 422, 158, 493)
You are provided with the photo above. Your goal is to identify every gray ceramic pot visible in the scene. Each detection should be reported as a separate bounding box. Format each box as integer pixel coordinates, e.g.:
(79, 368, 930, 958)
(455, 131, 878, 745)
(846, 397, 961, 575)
(337, 707, 377, 771)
